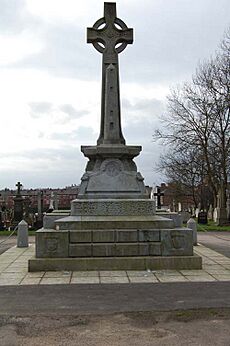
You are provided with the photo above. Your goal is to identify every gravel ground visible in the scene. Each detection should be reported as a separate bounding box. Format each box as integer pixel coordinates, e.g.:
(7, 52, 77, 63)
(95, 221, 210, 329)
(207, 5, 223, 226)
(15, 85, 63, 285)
(0, 309, 230, 346)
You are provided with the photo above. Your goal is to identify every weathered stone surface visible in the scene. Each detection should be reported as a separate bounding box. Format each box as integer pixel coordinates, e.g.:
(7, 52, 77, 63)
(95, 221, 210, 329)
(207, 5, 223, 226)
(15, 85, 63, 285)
(55, 215, 174, 231)
(149, 243, 162, 256)
(70, 230, 91, 243)
(29, 254, 202, 272)
(156, 212, 182, 228)
(116, 230, 138, 242)
(43, 211, 70, 229)
(71, 199, 155, 216)
(92, 244, 116, 257)
(69, 244, 92, 257)
(161, 228, 193, 256)
(36, 229, 69, 258)
(116, 244, 139, 256)
(92, 230, 115, 243)
(138, 230, 160, 242)
(17, 220, 28, 248)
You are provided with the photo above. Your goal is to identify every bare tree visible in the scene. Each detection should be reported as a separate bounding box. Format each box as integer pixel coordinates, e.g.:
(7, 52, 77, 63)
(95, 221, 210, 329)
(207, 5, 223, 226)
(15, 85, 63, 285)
(154, 29, 230, 208)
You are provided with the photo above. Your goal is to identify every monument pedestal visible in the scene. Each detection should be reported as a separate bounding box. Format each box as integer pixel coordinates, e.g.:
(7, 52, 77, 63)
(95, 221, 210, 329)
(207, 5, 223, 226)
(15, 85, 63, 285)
(29, 198, 202, 271)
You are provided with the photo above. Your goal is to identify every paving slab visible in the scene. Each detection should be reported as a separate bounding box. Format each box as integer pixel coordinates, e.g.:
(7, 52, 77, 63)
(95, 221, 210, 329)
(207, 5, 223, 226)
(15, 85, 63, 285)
(71, 277, 100, 284)
(0, 236, 230, 286)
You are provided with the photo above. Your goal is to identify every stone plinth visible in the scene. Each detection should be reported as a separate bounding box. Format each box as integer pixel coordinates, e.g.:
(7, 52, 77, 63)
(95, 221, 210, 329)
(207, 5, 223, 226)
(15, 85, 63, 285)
(78, 145, 148, 200)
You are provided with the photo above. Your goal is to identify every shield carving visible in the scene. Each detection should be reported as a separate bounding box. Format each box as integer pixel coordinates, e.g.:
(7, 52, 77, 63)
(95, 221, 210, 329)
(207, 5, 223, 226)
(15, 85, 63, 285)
(170, 231, 185, 250)
(46, 238, 58, 252)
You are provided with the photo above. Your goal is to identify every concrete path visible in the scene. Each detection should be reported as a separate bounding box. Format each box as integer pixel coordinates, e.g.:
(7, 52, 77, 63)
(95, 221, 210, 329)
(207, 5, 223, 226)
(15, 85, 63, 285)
(198, 232, 230, 258)
(0, 232, 230, 316)
(0, 281, 230, 315)
(1, 242, 230, 285)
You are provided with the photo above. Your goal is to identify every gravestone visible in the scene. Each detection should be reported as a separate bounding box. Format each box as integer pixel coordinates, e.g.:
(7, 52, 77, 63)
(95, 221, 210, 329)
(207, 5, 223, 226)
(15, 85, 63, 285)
(195, 208, 200, 218)
(35, 190, 43, 229)
(208, 204, 213, 220)
(198, 211, 207, 225)
(47, 192, 54, 212)
(29, 2, 201, 272)
(216, 183, 228, 226)
(53, 192, 59, 210)
(13, 182, 24, 224)
(213, 207, 218, 222)
(227, 191, 230, 221)
(154, 187, 164, 209)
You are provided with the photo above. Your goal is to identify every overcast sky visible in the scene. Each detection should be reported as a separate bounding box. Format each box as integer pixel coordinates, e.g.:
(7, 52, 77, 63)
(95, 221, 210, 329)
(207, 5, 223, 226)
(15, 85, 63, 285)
(0, 0, 229, 190)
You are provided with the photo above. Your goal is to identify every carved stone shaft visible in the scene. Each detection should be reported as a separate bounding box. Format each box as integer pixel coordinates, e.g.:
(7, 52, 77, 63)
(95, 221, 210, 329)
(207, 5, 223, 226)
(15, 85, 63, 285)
(87, 2, 133, 145)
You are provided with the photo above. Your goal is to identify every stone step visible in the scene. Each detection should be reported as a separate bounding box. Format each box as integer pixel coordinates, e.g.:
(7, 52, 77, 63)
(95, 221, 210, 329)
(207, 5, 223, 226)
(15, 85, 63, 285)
(29, 254, 202, 272)
(55, 215, 174, 230)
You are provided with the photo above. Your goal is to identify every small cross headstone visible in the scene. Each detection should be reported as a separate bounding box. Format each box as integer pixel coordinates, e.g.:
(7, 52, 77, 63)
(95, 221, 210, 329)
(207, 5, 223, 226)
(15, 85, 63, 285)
(154, 187, 164, 209)
(16, 181, 23, 196)
(13, 181, 24, 224)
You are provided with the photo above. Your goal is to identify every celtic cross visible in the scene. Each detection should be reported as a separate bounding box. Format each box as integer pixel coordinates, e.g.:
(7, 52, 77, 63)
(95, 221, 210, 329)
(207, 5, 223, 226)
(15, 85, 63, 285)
(16, 181, 23, 196)
(87, 2, 133, 145)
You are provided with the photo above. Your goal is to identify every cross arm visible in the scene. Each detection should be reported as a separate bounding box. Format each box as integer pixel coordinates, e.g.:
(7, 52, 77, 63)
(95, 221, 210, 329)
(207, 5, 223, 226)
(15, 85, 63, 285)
(87, 27, 104, 44)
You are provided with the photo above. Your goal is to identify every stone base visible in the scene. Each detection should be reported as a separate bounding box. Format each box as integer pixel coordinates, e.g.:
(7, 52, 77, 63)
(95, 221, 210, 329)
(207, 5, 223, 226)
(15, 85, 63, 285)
(78, 145, 148, 199)
(28, 254, 202, 272)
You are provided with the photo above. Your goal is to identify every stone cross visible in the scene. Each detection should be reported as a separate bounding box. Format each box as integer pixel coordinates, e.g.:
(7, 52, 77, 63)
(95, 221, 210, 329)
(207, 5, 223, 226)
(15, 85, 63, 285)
(87, 2, 133, 145)
(154, 187, 164, 209)
(16, 181, 23, 196)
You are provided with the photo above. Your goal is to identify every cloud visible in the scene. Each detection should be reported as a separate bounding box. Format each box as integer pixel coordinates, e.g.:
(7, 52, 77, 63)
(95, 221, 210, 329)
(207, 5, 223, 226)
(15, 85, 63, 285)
(28, 102, 88, 124)
(28, 101, 53, 118)
(59, 104, 88, 119)
(0, 0, 27, 34)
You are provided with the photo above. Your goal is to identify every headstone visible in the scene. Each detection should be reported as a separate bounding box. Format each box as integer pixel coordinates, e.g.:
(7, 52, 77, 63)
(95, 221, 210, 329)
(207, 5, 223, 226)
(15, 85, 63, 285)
(213, 207, 218, 222)
(187, 218, 197, 245)
(154, 186, 164, 209)
(216, 182, 228, 226)
(35, 190, 43, 229)
(198, 211, 207, 225)
(208, 204, 213, 220)
(195, 208, 200, 218)
(47, 192, 54, 212)
(227, 191, 230, 221)
(17, 220, 28, 248)
(53, 191, 59, 210)
(13, 181, 24, 223)
(178, 202, 182, 212)
(172, 199, 176, 212)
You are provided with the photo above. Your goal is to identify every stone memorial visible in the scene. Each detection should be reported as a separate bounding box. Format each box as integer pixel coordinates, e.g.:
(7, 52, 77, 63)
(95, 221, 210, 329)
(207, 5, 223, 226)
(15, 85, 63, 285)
(216, 182, 228, 226)
(154, 186, 164, 209)
(198, 211, 208, 225)
(29, 2, 201, 272)
(13, 181, 24, 224)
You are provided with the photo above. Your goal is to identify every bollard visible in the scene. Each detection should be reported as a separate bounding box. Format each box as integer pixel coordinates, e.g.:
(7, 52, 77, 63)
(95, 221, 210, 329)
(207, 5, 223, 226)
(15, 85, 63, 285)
(17, 220, 28, 248)
(187, 218, 197, 246)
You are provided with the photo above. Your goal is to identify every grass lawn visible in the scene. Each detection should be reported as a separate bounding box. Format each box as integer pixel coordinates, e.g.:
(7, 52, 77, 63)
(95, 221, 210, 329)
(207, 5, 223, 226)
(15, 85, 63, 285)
(0, 230, 36, 236)
(197, 220, 230, 232)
